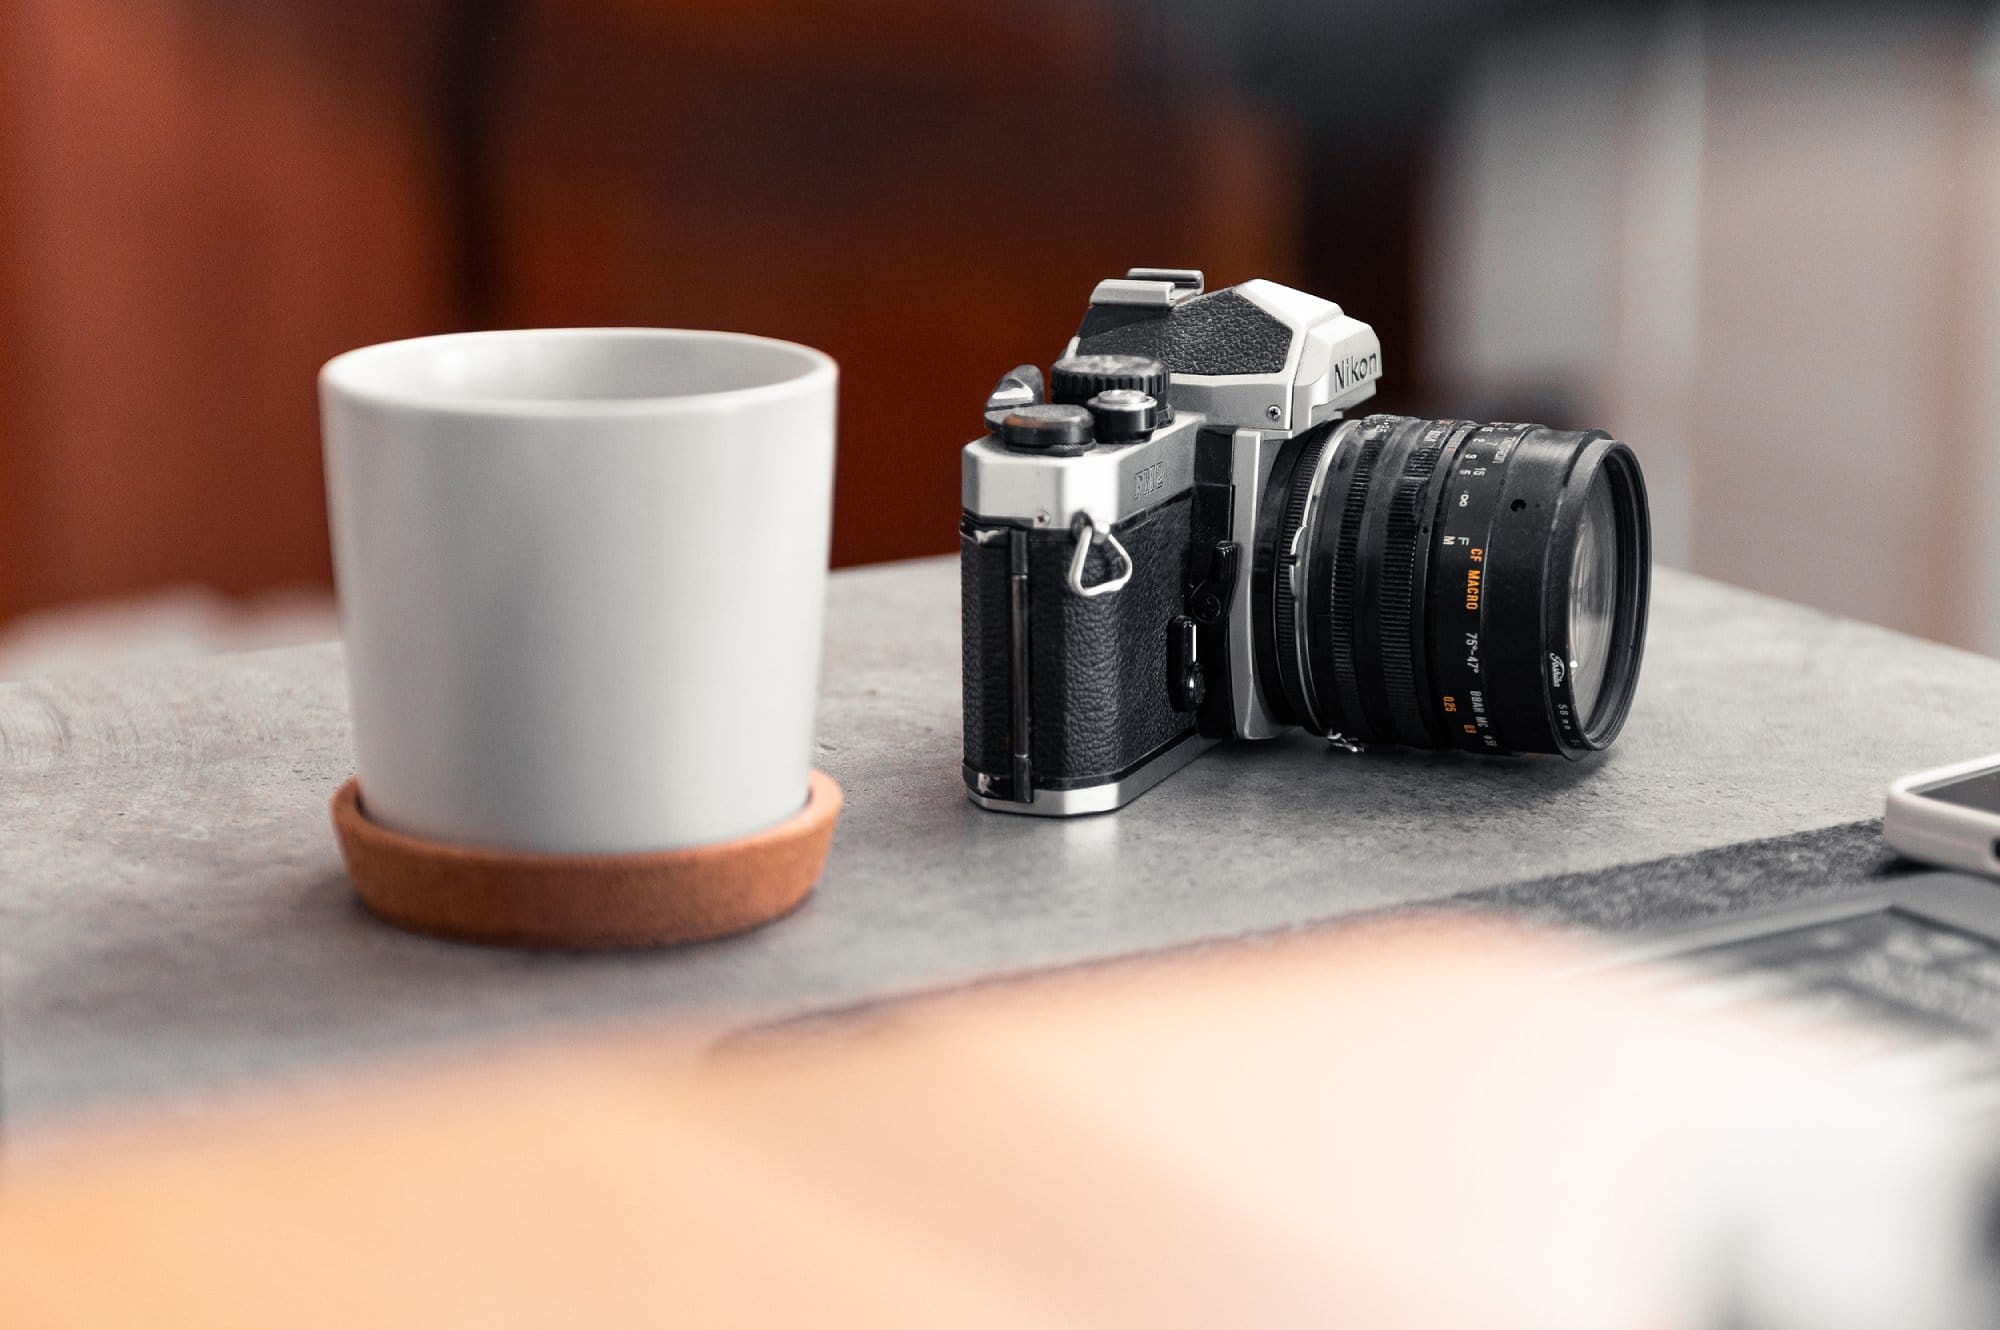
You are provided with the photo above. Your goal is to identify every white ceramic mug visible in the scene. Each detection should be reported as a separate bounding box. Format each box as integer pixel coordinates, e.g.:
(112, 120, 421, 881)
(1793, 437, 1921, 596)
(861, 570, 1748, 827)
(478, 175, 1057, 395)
(320, 328, 837, 855)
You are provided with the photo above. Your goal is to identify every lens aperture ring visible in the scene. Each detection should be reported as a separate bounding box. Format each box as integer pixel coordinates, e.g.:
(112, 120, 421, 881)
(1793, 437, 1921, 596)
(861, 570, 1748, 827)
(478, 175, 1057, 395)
(1428, 424, 1533, 753)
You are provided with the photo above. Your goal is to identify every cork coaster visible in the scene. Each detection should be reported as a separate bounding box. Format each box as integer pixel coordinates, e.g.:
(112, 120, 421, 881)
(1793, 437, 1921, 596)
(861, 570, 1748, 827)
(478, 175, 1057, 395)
(331, 772, 841, 950)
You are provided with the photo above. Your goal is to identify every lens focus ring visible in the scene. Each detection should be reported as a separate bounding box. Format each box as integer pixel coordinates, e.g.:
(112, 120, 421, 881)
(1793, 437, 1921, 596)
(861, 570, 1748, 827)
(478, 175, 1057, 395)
(1373, 421, 1476, 749)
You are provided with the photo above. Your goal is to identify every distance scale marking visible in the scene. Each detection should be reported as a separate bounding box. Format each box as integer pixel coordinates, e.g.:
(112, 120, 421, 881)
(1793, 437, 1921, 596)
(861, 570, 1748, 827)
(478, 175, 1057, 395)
(1428, 424, 1533, 753)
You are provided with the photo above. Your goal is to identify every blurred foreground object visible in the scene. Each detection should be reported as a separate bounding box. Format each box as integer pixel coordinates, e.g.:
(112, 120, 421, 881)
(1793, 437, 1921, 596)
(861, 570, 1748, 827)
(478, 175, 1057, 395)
(1, 923, 1992, 1329)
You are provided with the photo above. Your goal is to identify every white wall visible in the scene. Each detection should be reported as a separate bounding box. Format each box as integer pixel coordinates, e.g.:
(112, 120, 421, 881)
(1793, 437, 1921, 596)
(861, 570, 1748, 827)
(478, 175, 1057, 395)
(1427, 5, 1994, 648)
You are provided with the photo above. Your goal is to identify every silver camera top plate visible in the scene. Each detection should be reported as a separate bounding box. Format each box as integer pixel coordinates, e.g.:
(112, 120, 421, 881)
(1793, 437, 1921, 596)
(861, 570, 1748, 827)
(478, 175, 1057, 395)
(963, 276, 1385, 532)
(1063, 278, 1382, 433)
(961, 413, 1204, 532)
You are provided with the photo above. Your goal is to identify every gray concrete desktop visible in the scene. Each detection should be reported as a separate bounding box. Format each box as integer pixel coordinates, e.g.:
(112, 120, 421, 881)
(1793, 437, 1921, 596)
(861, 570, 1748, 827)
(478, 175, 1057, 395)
(4, 558, 1999, 1132)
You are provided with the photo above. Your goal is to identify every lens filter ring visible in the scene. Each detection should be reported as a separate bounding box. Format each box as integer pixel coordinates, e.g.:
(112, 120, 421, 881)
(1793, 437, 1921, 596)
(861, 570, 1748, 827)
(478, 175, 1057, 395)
(1459, 427, 1652, 756)
(1536, 439, 1651, 750)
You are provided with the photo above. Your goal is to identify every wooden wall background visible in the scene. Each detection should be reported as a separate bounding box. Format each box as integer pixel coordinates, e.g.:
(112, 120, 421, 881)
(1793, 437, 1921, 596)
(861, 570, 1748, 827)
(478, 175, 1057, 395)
(0, 0, 1300, 621)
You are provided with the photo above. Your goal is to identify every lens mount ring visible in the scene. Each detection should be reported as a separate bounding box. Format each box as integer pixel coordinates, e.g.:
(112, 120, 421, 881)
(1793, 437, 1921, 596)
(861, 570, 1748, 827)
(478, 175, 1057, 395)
(1271, 427, 1343, 733)
(1252, 420, 1340, 730)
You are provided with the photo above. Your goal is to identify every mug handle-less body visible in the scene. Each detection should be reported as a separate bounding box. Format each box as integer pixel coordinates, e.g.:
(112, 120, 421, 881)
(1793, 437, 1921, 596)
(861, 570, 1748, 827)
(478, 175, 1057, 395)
(321, 328, 837, 856)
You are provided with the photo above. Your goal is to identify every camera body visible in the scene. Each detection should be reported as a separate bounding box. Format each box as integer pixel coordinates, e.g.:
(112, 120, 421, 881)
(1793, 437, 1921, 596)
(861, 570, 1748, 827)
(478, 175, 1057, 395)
(961, 269, 1386, 815)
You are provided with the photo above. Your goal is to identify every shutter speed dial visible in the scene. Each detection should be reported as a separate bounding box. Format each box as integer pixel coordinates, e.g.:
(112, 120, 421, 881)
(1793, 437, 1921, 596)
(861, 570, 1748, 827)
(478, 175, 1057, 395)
(1050, 353, 1169, 406)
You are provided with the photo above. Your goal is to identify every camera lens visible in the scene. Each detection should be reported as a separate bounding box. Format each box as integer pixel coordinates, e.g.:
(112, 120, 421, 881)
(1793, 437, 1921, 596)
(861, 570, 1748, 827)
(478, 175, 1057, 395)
(1253, 416, 1650, 757)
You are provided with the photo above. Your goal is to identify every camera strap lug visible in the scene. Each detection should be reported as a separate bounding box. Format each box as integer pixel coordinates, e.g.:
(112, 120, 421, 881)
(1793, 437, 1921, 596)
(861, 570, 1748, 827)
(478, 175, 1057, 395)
(1066, 515, 1133, 599)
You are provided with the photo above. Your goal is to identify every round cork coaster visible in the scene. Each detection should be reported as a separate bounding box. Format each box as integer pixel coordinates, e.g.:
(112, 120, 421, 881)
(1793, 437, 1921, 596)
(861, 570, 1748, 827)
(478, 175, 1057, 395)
(330, 772, 842, 950)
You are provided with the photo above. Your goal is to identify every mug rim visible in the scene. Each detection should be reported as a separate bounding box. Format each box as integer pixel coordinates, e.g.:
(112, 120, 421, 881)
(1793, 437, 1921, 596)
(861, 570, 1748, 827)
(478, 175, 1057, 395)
(320, 327, 837, 418)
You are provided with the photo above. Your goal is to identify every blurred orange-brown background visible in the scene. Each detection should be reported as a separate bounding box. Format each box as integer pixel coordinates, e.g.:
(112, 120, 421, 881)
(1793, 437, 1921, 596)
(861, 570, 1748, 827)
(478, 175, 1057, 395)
(4, 0, 1999, 663)
(0, 0, 1310, 610)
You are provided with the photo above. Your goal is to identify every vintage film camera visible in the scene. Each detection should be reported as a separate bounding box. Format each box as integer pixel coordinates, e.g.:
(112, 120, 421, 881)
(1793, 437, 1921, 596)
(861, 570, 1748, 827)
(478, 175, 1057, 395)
(961, 268, 1651, 815)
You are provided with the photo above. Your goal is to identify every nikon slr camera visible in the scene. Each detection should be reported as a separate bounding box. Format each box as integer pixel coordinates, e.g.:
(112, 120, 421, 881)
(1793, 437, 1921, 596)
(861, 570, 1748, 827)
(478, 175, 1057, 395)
(961, 268, 1652, 815)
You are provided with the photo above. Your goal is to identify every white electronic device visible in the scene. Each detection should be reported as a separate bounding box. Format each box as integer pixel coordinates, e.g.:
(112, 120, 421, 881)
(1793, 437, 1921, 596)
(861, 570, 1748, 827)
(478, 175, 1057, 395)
(1885, 754, 2000, 879)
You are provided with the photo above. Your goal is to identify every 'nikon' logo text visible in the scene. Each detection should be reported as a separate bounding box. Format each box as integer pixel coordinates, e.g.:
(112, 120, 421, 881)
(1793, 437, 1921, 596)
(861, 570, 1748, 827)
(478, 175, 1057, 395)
(1329, 351, 1381, 392)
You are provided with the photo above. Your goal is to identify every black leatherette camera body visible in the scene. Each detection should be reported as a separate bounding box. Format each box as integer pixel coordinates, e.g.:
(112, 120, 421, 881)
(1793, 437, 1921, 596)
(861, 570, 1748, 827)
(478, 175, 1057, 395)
(961, 494, 1195, 800)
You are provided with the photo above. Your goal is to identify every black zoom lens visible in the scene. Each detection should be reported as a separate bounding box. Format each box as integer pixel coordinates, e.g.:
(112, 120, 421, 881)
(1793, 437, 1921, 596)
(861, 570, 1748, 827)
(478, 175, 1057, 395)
(1253, 415, 1650, 757)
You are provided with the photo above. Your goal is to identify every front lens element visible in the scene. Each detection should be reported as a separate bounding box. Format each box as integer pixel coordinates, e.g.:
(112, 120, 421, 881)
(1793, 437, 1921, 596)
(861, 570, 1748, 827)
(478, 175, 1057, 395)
(1567, 472, 1619, 729)
(1255, 415, 1651, 758)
